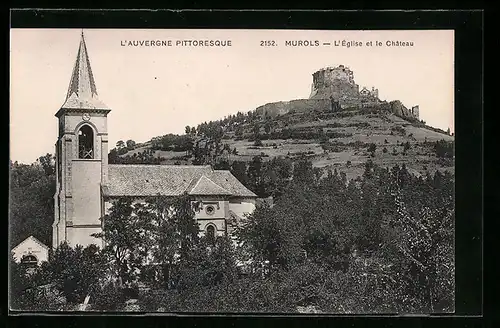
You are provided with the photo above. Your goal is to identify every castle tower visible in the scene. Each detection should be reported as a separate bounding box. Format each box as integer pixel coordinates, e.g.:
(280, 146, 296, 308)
(52, 32, 110, 249)
(411, 105, 420, 119)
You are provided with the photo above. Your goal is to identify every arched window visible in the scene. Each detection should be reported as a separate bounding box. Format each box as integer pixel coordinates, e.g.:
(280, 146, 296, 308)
(206, 225, 216, 243)
(21, 254, 38, 267)
(78, 125, 94, 159)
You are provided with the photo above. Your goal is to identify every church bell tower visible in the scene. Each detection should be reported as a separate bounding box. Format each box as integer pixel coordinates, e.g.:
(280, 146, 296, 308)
(52, 32, 110, 249)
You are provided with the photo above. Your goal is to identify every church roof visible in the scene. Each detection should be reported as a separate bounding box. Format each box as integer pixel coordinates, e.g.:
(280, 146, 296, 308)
(61, 32, 109, 110)
(187, 175, 232, 196)
(104, 165, 257, 198)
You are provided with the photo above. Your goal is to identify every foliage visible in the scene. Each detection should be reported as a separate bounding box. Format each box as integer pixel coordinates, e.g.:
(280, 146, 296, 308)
(92, 198, 150, 285)
(46, 243, 108, 303)
(9, 154, 55, 248)
(434, 140, 454, 158)
(10, 148, 454, 313)
(91, 283, 127, 311)
(109, 146, 165, 164)
(93, 194, 200, 288)
(151, 134, 194, 152)
(11, 243, 108, 310)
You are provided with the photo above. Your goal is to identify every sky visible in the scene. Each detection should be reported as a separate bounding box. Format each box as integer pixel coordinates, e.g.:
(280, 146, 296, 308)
(10, 29, 454, 164)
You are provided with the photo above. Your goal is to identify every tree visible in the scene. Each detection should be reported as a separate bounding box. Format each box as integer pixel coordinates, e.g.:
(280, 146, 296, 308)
(252, 123, 261, 139)
(253, 138, 263, 147)
(235, 203, 300, 272)
(37, 153, 55, 176)
(116, 140, 125, 149)
(45, 243, 108, 304)
(380, 167, 455, 312)
(368, 143, 377, 153)
(177, 236, 238, 291)
(185, 125, 191, 135)
(142, 194, 200, 288)
(91, 198, 148, 286)
(126, 140, 136, 149)
(247, 156, 264, 196)
(434, 140, 454, 158)
(94, 194, 200, 289)
(231, 161, 248, 186)
(263, 157, 293, 200)
(10, 158, 55, 248)
(264, 122, 272, 134)
(403, 141, 411, 152)
(234, 126, 244, 139)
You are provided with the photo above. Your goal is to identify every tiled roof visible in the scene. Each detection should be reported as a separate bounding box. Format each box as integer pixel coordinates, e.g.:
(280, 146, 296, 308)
(188, 175, 232, 196)
(105, 165, 257, 198)
(61, 32, 108, 110)
(208, 170, 257, 197)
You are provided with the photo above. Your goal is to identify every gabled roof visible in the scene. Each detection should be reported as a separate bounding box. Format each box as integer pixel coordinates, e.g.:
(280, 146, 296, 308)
(188, 175, 232, 196)
(11, 236, 50, 253)
(61, 32, 108, 110)
(104, 164, 257, 198)
(208, 170, 257, 197)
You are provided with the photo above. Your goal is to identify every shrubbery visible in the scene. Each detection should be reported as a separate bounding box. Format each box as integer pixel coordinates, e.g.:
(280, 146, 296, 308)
(434, 140, 454, 158)
(11, 155, 454, 314)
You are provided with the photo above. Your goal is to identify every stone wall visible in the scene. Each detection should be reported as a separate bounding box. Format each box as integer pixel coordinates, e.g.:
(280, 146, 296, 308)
(254, 65, 418, 121)
(255, 98, 331, 118)
(71, 160, 102, 226)
(389, 100, 416, 119)
(310, 80, 360, 101)
(312, 65, 355, 87)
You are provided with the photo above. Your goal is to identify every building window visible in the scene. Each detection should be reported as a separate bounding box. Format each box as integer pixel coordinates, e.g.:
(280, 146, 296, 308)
(206, 225, 216, 242)
(78, 125, 94, 159)
(205, 205, 216, 216)
(21, 254, 38, 267)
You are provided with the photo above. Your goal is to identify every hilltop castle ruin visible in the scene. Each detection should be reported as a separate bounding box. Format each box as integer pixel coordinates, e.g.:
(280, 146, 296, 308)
(256, 65, 419, 120)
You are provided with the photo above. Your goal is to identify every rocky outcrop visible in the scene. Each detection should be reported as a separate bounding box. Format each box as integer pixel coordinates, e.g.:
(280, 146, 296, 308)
(389, 100, 413, 118)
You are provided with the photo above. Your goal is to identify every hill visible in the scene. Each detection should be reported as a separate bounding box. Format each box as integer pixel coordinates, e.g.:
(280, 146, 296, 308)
(110, 64, 454, 187)
(113, 107, 453, 178)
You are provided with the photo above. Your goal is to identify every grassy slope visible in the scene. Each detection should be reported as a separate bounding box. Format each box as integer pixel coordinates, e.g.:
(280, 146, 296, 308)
(122, 109, 454, 180)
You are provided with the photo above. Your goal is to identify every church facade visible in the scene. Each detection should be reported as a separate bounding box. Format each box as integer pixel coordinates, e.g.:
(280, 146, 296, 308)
(52, 33, 257, 249)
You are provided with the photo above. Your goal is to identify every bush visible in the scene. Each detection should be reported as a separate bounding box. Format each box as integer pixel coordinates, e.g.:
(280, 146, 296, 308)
(434, 140, 454, 158)
(92, 284, 127, 311)
(254, 139, 263, 147)
(382, 147, 388, 153)
(391, 126, 406, 135)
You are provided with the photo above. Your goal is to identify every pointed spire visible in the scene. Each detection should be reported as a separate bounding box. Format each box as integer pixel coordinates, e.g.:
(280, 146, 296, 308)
(61, 31, 108, 110)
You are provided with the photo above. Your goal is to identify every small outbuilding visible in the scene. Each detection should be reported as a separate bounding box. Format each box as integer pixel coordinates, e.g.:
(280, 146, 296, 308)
(11, 236, 49, 267)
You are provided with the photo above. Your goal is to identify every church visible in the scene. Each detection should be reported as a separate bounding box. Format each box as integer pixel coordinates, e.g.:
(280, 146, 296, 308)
(52, 32, 257, 250)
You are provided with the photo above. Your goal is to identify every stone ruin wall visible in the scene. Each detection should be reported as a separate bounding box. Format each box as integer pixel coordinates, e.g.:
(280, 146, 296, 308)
(312, 65, 356, 87)
(255, 99, 331, 118)
(255, 65, 419, 120)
